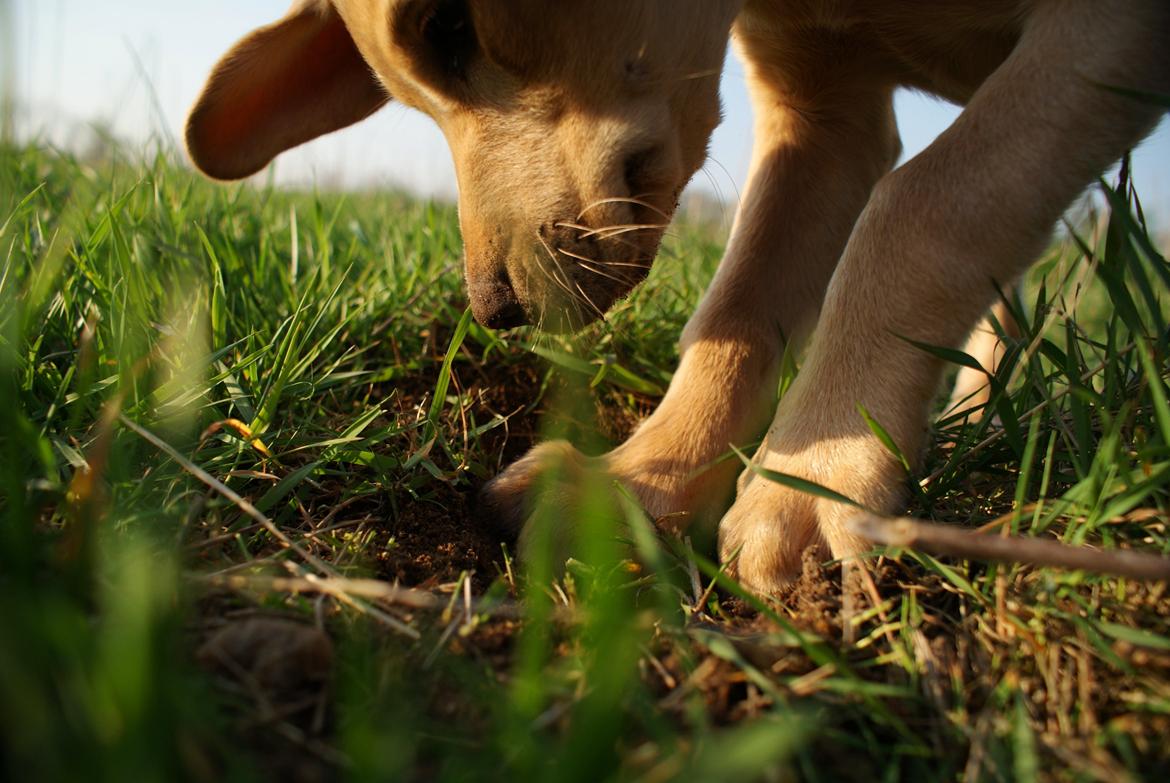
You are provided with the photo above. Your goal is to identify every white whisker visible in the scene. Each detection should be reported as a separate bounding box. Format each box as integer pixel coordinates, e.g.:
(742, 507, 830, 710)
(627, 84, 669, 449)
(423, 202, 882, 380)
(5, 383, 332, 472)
(578, 196, 673, 223)
(584, 224, 669, 241)
(536, 231, 594, 321)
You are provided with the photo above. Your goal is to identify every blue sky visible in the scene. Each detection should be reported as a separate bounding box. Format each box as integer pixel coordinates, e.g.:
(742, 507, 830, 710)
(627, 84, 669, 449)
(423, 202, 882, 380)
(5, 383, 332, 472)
(10, 0, 1170, 220)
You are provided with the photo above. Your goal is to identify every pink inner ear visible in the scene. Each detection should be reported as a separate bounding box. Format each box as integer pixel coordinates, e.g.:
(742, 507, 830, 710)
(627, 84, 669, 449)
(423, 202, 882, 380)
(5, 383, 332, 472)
(187, 10, 388, 181)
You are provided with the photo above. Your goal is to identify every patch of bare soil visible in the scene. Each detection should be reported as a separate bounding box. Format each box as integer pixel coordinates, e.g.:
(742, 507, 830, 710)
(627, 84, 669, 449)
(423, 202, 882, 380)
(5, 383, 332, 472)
(368, 348, 659, 592)
(377, 484, 504, 589)
(370, 355, 547, 588)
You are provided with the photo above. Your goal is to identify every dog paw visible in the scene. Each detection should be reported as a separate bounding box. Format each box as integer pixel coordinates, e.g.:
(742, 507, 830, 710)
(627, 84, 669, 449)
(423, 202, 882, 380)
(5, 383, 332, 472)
(478, 441, 590, 540)
(479, 440, 655, 568)
(479, 435, 725, 567)
(717, 432, 906, 595)
(480, 439, 636, 568)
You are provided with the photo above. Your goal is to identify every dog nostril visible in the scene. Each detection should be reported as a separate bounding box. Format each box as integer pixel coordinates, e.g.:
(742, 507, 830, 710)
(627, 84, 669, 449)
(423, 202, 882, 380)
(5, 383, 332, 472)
(623, 147, 659, 196)
(471, 273, 529, 330)
(482, 299, 527, 330)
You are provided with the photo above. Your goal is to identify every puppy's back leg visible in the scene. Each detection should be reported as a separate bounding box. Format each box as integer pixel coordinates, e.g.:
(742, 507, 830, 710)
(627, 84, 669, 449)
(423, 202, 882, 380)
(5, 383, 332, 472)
(816, 0, 1170, 436)
(946, 299, 1019, 423)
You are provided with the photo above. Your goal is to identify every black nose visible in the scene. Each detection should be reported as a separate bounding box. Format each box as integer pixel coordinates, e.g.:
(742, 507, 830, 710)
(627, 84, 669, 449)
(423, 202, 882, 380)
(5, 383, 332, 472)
(469, 273, 528, 330)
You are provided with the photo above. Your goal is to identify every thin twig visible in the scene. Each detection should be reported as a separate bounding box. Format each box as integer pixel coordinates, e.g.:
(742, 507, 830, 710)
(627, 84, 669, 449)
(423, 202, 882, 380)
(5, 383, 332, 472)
(118, 414, 326, 570)
(283, 562, 419, 639)
(193, 573, 583, 624)
(200, 573, 446, 608)
(848, 513, 1170, 582)
(120, 414, 420, 637)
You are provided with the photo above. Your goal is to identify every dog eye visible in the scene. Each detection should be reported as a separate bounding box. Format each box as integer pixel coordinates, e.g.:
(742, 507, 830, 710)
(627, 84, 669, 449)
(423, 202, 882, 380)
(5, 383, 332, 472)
(420, 0, 477, 77)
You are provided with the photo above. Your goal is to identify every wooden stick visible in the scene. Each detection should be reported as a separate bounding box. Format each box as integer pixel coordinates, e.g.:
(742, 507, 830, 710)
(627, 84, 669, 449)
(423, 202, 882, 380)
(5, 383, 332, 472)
(194, 573, 562, 622)
(847, 513, 1170, 582)
(197, 573, 463, 611)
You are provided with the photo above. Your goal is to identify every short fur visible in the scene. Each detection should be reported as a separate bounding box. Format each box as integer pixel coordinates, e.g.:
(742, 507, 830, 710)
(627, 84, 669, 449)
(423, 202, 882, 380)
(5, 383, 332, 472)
(189, 0, 1170, 593)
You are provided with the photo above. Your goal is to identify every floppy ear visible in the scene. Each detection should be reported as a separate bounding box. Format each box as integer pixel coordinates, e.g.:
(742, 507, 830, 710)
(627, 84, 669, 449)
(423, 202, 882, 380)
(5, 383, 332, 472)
(186, 0, 389, 180)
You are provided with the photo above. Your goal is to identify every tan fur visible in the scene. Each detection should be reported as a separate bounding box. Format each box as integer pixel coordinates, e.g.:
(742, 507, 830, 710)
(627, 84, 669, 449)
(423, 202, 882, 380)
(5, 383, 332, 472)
(188, 0, 1170, 593)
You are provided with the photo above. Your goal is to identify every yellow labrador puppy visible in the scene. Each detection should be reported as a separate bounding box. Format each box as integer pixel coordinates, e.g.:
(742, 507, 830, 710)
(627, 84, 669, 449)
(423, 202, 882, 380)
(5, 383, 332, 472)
(188, 0, 1169, 593)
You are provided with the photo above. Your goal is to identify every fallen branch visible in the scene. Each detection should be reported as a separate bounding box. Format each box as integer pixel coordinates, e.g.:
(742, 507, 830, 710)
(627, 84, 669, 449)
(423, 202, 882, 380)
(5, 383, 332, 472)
(848, 513, 1170, 582)
(194, 573, 558, 622)
(201, 573, 445, 609)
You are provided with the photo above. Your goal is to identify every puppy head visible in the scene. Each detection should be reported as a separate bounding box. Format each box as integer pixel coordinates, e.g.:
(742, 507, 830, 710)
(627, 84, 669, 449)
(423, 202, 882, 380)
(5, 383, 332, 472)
(187, 0, 737, 331)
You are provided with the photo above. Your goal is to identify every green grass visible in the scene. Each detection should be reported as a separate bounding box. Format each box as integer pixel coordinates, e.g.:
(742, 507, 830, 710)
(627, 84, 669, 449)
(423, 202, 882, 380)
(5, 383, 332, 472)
(1, 140, 1169, 782)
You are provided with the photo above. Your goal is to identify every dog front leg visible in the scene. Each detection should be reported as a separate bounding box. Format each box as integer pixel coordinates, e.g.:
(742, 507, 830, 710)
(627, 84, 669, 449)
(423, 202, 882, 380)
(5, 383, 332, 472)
(482, 79, 900, 556)
(719, 0, 1170, 593)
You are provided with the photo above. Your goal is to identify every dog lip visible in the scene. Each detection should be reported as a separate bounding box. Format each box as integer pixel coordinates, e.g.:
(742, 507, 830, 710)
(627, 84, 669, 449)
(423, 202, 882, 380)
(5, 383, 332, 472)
(519, 219, 666, 333)
(536, 258, 654, 334)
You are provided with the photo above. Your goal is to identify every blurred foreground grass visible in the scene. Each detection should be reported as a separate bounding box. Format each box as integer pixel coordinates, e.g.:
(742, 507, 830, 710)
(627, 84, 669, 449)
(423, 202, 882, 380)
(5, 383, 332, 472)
(1, 142, 1169, 782)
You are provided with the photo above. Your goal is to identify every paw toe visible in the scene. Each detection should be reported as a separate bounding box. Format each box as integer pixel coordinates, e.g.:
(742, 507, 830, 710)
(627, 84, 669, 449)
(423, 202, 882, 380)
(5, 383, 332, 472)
(477, 441, 587, 539)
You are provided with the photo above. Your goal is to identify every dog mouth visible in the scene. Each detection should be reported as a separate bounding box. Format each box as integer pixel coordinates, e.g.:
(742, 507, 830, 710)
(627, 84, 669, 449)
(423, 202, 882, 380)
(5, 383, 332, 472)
(467, 194, 676, 333)
(524, 219, 665, 333)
